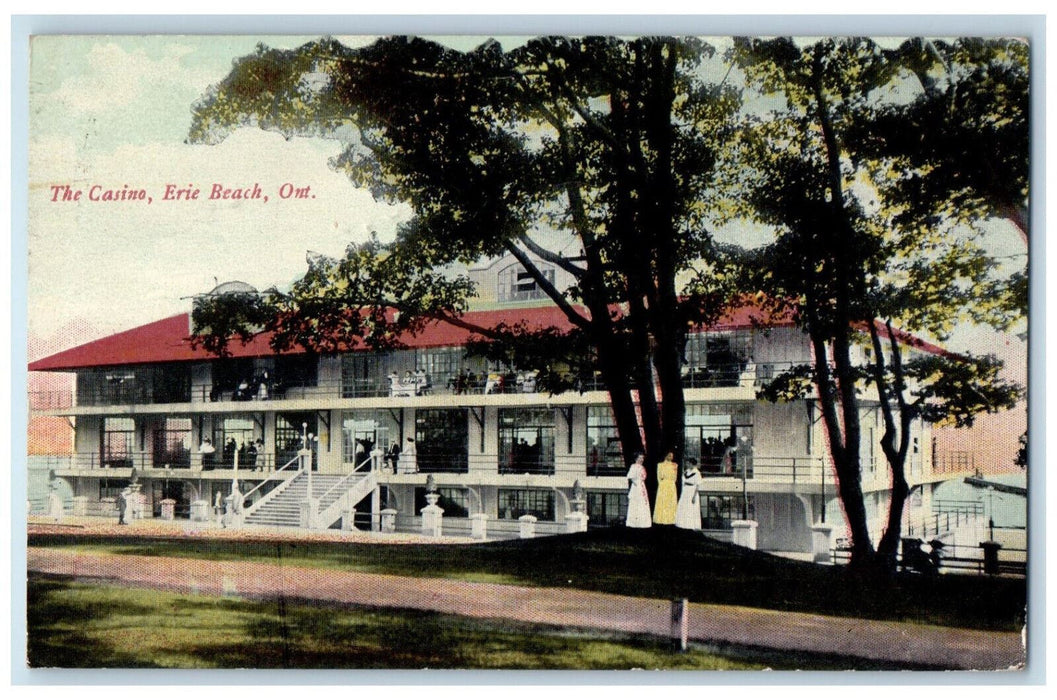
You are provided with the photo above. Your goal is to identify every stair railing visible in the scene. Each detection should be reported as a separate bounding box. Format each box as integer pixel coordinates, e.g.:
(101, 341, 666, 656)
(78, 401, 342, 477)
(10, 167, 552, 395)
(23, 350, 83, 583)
(314, 453, 379, 528)
(317, 452, 376, 508)
(238, 453, 304, 519)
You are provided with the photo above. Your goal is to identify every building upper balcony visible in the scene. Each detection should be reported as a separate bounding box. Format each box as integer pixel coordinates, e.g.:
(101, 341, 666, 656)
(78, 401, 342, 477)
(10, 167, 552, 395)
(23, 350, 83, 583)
(30, 360, 808, 417)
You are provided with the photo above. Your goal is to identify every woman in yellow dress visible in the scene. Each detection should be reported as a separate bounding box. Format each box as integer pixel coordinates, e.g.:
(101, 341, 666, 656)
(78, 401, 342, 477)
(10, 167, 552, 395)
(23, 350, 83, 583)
(653, 451, 679, 525)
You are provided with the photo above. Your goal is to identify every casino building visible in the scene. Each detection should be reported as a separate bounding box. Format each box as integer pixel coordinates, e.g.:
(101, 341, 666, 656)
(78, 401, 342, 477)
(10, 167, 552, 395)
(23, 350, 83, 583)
(28, 253, 959, 552)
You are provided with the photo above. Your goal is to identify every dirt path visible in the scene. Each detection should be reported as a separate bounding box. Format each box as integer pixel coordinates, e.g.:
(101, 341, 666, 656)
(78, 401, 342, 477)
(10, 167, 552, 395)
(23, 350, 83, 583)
(27, 546, 1024, 670)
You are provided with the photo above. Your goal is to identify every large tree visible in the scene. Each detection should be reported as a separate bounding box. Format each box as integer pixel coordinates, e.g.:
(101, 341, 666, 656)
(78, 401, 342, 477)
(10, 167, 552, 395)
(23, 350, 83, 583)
(188, 36, 742, 497)
(729, 37, 1024, 569)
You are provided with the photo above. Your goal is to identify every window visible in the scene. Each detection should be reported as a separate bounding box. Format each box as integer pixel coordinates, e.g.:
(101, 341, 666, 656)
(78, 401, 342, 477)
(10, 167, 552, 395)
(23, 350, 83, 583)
(102, 417, 136, 469)
(586, 406, 623, 476)
(683, 331, 753, 387)
(99, 478, 130, 500)
(498, 488, 555, 521)
(415, 409, 468, 473)
(275, 413, 317, 470)
(701, 494, 755, 530)
(586, 491, 627, 527)
(684, 404, 752, 475)
(497, 263, 555, 302)
(79, 366, 190, 405)
(342, 410, 398, 465)
(414, 487, 470, 518)
(153, 417, 192, 469)
(212, 416, 256, 469)
(341, 353, 389, 398)
(499, 408, 555, 474)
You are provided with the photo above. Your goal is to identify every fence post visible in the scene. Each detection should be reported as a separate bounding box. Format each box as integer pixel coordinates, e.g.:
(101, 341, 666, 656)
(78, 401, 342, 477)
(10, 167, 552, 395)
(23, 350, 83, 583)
(670, 599, 688, 652)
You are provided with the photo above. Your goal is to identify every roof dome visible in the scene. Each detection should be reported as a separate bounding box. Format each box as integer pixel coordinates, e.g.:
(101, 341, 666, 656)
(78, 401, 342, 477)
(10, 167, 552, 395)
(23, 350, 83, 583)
(206, 280, 258, 296)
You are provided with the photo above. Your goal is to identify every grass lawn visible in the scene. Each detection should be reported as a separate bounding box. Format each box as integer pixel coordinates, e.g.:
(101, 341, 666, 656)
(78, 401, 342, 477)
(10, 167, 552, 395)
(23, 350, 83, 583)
(28, 526, 1026, 632)
(29, 574, 790, 670)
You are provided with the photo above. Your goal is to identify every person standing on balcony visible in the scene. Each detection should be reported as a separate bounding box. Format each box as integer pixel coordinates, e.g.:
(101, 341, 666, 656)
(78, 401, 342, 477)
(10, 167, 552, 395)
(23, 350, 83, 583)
(625, 453, 651, 528)
(675, 459, 702, 530)
(653, 452, 679, 526)
(385, 441, 401, 473)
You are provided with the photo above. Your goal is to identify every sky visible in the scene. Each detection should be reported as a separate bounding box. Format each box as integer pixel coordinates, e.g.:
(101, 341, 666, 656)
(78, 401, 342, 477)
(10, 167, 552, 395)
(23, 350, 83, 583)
(26, 33, 1027, 371)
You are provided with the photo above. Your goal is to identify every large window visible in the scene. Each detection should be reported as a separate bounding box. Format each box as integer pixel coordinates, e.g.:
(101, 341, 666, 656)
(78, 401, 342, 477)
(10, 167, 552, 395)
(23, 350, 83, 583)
(683, 331, 753, 387)
(212, 416, 256, 469)
(342, 410, 398, 465)
(701, 494, 755, 530)
(102, 417, 136, 469)
(153, 417, 192, 469)
(341, 353, 390, 398)
(275, 413, 317, 470)
(499, 407, 555, 474)
(586, 491, 627, 528)
(497, 263, 555, 302)
(78, 365, 190, 405)
(414, 487, 470, 518)
(586, 406, 623, 476)
(498, 488, 555, 521)
(684, 404, 752, 475)
(415, 409, 468, 473)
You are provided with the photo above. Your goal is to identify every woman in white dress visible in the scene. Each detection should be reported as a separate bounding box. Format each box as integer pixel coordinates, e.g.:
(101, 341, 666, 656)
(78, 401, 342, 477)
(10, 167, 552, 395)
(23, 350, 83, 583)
(674, 458, 702, 530)
(625, 453, 652, 528)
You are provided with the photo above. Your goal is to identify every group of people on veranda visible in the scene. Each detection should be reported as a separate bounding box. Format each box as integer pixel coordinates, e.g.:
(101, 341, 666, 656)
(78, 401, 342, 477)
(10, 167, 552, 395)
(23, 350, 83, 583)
(625, 451, 702, 529)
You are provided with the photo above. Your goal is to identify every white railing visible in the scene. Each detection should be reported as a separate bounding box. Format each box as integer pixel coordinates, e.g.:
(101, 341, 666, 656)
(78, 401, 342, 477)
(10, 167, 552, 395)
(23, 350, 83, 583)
(315, 454, 379, 528)
(238, 453, 303, 518)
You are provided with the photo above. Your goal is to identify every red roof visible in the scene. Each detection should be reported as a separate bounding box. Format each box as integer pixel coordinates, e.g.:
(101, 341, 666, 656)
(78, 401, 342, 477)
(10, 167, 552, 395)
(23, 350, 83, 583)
(27, 301, 796, 373)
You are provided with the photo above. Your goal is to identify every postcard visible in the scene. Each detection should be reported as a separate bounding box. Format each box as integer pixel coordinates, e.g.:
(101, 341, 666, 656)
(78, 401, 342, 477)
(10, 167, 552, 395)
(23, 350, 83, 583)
(25, 31, 1030, 674)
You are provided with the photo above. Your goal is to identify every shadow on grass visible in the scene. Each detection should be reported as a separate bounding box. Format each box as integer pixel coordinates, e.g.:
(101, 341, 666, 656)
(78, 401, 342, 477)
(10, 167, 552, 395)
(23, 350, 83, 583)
(30, 574, 930, 670)
(29, 526, 1027, 632)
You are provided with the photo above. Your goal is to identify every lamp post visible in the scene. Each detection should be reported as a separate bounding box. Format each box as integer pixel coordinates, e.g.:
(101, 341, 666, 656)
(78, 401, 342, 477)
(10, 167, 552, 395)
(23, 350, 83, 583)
(299, 422, 318, 528)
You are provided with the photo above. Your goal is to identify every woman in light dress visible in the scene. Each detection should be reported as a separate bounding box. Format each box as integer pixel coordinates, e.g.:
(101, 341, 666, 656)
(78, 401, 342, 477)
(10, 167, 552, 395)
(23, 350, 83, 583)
(675, 458, 702, 530)
(653, 452, 679, 525)
(625, 452, 651, 528)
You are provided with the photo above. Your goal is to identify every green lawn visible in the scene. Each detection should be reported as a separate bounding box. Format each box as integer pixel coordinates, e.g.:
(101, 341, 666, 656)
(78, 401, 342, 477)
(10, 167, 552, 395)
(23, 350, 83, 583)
(28, 527, 1026, 632)
(29, 574, 783, 670)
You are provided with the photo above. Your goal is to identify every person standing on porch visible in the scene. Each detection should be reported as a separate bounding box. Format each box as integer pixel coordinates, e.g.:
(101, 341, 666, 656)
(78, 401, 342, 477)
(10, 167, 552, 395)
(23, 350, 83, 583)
(675, 458, 702, 530)
(625, 453, 651, 528)
(653, 452, 679, 525)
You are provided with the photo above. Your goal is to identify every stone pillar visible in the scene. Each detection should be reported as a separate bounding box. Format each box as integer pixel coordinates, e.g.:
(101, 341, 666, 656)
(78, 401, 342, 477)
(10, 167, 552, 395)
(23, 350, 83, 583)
(811, 523, 834, 563)
(421, 492, 444, 536)
(731, 520, 758, 550)
(471, 513, 489, 540)
(300, 498, 318, 529)
(380, 508, 398, 533)
(48, 491, 65, 520)
(565, 511, 589, 533)
(190, 500, 209, 522)
(518, 514, 538, 539)
(72, 496, 89, 517)
(342, 507, 357, 531)
(160, 499, 176, 521)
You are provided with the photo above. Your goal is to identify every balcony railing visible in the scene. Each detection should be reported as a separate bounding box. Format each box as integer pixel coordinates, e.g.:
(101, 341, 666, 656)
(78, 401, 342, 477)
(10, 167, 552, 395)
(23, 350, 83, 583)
(38, 452, 286, 473)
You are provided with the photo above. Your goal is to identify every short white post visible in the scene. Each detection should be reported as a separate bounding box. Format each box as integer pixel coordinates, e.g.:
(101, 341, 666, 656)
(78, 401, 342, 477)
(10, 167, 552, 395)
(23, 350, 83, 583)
(565, 511, 589, 533)
(72, 496, 89, 517)
(160, 499, 176, 521)
(811, 523, 834, 563)
(471, 513, 489, 540)
(380, 508, 398, 533)
(731, 519, 758, 550)
(670, 598, 689, 652)
(421, 493, 444, 537)
(342, 507, 357, 531)
(518, 514, 538, 539)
